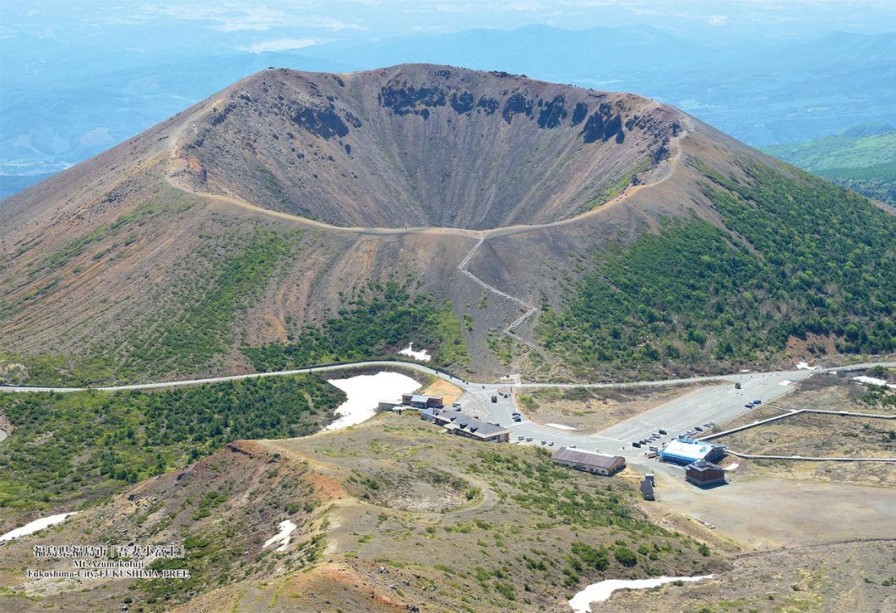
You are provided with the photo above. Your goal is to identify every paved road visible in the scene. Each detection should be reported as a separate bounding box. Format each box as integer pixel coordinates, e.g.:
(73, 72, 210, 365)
(3, 360, 894, 458)
(0, 361, 451, 394)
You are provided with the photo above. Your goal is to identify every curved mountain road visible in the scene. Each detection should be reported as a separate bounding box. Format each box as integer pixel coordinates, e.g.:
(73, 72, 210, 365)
(2, 361, 894, 453)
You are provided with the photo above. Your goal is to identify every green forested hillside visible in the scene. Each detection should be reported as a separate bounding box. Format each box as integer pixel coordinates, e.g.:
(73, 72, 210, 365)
(539, 161, 896, 376)
(765, 125, 896, 205)
(244, 280, 469, 372)
(817, 162, 896, 205)
(0, 375, 343, 518)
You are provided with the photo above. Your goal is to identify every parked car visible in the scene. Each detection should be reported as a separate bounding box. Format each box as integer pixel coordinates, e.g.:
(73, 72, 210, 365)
(745, 402, 754, 408)
(632, 442, 642, 448)
(694, 426, 703, 432)
(526, 437, 533, 442)
(658, 429, 667, 435)
(518, 435, 525, 441)
(548, 441, 554, 447)
(753, 399, 762, 404)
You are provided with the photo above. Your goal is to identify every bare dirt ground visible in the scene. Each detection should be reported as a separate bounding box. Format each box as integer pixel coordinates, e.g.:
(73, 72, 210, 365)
(518, 385, 699, 431)
(420, 378, 464, 406)
(594, 540, 896, 613)
(606, 372, 896, 612)
(647, 469, 896, 549)
(713, 374, 896, 485)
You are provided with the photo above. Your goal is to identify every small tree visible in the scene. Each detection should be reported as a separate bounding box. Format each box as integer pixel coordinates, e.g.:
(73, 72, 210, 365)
(614, 546, 637, 567)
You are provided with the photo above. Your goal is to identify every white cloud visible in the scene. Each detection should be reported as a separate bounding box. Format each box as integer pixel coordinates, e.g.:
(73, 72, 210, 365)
(138, 4, 365, 33)
(240, 37, 330, 52)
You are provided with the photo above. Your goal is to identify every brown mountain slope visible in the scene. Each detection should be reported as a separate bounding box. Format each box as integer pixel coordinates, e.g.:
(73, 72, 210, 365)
(168, 64, 679, 229)
(0, 417, 719, 612)
(2, 64, 891, 383)
(0, 64, 697, 381)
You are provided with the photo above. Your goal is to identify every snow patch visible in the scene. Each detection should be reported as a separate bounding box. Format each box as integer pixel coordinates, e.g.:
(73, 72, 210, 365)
(779, 380, 792, 386)
(569, 575, 714, 611)
(398, 342, 431, 362)
(263, 520, 297, 552)
(852, 376, 896, 389)
(326, 372, 421, 431)
(796, 362, 817, 370)
(725, 463, 740, 471)
(546, 423, 577, 431)
(0, 512, 78, 543)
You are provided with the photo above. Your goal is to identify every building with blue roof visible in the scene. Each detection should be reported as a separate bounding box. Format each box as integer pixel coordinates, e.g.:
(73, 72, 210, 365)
(659, 439, 726, 465)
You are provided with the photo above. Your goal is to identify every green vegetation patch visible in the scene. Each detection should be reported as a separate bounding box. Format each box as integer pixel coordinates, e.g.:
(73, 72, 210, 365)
(119, 227, 298, 379)
(539, 160, 896, 376)
(244, 280, 469, 371)
(817, 162, 896, 206)
(0, 375, 343, 518)
(465, 446, 714, 591)
(764, 125, 896, 205)
(765, 125, 896, 172)
(24, 188, 196, 280)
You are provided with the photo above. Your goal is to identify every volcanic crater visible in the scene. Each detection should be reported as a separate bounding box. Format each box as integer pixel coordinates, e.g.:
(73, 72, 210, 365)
(171, 64, 683, 230)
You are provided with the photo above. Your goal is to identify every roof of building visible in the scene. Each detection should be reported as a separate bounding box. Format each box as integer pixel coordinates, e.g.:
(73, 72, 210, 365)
(428, 408, 456, 420)
(411, 394, 430, 403)
(452, 416, 508, 437)
(661, 440, 721, 462)
(640, 478, 655, 496)
(551, 447, 625, 469)
(685, 460, 724, 473)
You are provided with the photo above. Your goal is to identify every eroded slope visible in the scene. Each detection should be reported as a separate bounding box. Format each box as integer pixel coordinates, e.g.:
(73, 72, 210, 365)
(170, 64, 680, 229)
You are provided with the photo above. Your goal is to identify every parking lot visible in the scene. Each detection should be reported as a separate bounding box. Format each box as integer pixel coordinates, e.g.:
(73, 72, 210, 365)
(454, 369, 817, 463)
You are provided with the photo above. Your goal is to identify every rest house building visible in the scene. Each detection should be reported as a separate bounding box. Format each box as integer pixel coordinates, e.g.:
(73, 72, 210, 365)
(659, 439, 726, 465)
(685, 460, 727, 488)
(551, 447, 626, 476)
(420, 408, 510, 443)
